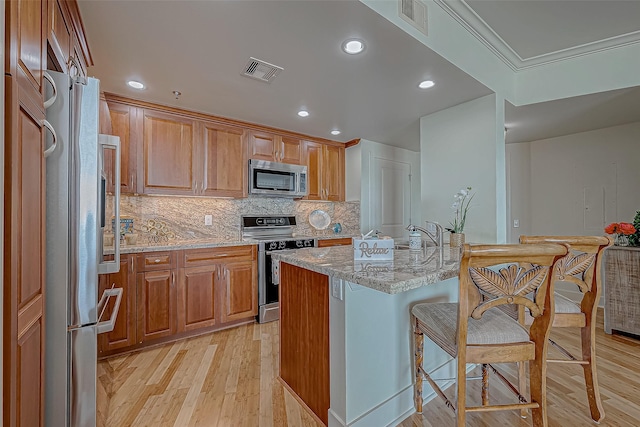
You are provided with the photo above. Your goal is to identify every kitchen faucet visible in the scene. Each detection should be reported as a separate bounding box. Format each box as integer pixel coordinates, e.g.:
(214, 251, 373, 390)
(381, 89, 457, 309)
(406, 221, 443, 247)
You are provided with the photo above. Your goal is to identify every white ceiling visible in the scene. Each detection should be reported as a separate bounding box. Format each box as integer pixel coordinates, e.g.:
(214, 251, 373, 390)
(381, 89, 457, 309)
(78, 0, 640, 151)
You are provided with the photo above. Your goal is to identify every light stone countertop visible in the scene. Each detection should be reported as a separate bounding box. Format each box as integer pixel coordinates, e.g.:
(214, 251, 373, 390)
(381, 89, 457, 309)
(107, 234, 358, 254)
(271, 245, 461, 294)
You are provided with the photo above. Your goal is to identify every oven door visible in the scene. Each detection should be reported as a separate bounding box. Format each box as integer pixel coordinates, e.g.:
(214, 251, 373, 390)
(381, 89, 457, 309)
(258, 248, 281, 323)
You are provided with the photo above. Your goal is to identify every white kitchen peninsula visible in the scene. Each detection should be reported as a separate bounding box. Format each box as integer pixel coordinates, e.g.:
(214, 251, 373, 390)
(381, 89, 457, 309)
(272, 245, 461, 427)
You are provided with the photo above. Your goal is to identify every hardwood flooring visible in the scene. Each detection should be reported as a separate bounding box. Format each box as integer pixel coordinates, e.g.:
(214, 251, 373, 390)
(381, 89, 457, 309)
(98, 310, 640, 427)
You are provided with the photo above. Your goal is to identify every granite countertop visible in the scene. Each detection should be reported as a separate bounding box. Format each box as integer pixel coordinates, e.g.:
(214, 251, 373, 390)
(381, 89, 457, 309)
(271, 245, 461, 294)
(107, 234, 358, 254)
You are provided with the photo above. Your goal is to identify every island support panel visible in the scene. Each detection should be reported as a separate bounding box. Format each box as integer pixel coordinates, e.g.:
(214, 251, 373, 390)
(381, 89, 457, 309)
(280, 262, 330, 424)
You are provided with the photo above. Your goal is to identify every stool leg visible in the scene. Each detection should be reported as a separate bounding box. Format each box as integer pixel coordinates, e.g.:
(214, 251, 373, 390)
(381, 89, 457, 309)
(481, 364, 489, 406)
(581, 324, 604, 422)
(414, 320, 424, 414)
(518, 361, 528, 418)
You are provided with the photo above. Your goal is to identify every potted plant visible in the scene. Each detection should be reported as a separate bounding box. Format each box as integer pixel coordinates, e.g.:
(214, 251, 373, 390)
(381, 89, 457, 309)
(447, 186, 474, 247)
(605, 221, 637, 246)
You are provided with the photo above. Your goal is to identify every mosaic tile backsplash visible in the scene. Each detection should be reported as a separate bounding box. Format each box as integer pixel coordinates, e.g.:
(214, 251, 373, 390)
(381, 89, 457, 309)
(106, 196, 360, 246)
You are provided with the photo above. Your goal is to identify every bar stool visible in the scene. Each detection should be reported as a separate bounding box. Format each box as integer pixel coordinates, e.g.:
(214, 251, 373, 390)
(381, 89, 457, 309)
(519, 235, 613, 423)
(412, 243, 568, 426)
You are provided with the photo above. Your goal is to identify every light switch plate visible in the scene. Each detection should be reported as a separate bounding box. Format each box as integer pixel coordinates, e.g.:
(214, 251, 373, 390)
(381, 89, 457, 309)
(513, 219, 520, 228)
(205, 215, 213, 226)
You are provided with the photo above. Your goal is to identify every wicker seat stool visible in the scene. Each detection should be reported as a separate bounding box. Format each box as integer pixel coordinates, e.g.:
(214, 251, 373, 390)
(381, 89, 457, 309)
(412, 243, 568, 426)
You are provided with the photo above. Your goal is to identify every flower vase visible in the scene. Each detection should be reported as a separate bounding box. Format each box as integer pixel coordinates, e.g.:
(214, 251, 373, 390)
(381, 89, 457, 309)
(450, 232, 465, 248)
(615, 234, 630, 247)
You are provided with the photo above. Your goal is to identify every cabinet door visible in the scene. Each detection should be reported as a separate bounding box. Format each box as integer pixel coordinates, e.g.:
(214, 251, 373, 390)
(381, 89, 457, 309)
(220, 261, 258, 323)
(8, 0, 47, 109)
(47, 0, 72, 71)
(303, 141, 323, 200)
(201, 122, 247, 197)
(105, 102, 138, 194)
(178, 265, 218, 332)
(137, 270, 177, 342)
(323, 144, 345, 201)
(98, 255, 137, 355)
(141, 110, 196, 195)
(4, 74, 47, 426)
(280, 136, 302, 164)
(249, 131, 277, 161)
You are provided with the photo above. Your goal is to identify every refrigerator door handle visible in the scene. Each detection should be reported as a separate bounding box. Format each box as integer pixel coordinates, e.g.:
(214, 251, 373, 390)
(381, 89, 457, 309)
(43, 71, 58, 109)
(43, 120, 58, 158)
(98, 134, 121, 274)
(96, 287, 123, 334)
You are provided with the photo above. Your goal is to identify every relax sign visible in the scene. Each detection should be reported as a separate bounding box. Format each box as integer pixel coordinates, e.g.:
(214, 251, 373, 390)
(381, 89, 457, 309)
(353, 238, 394, 261)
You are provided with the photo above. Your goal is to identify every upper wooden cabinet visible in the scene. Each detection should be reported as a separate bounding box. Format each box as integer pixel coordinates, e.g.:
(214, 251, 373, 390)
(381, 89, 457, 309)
(141, 109, 197, 195)
(104, 101, 138, 194)
(200, 122, 247, 197)
(48, 0, 72, 72)
(249, 131, 302, 164)
(304, 141, 345, 201)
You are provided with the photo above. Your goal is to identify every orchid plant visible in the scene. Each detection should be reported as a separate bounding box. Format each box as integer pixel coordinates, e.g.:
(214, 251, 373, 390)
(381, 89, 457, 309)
(447, 186, 474, 234)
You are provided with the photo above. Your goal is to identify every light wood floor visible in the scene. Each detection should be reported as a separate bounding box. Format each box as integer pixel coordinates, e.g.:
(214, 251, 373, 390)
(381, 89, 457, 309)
(98, 310, 640, 427)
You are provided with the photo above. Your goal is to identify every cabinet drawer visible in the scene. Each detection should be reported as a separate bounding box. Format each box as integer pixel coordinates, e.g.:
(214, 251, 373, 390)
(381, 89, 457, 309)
(318, 238, 352, 248)
(137, 252, 176, 271)
(181, 245, 256, 267)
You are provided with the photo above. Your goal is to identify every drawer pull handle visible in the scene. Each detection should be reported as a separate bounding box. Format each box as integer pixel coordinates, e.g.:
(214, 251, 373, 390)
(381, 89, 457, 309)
(154, 259, 161, 263)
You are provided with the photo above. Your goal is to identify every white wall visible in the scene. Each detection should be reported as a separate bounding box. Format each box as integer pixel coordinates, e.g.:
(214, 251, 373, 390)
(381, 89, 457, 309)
(505, 142, 532, 243)
(507, 122, 640, 304)
(420, 94, 506, 243)
(346, 139, 421, 236)
(521, 122, 640, 236)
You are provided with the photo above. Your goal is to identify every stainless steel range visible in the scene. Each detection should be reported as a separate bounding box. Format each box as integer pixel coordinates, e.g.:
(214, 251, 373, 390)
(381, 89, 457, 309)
(241, 215, 316, 323)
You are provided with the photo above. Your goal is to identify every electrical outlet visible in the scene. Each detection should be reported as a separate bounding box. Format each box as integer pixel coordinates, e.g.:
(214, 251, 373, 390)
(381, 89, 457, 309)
(427, 222, 436, 233)
(204, 215, 213, 226)
(513, 219, 520, 228)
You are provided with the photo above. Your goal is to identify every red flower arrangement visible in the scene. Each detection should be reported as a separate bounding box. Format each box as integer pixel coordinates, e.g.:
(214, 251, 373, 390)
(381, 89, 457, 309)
(605, 222, 636, 235)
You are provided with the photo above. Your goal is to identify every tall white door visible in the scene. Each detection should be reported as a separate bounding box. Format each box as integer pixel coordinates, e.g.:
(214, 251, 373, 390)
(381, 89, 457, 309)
(370, 156, 412, 239)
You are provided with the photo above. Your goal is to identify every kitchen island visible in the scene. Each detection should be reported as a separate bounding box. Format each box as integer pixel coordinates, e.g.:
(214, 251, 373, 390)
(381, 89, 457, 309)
(272, 245, 461, 427)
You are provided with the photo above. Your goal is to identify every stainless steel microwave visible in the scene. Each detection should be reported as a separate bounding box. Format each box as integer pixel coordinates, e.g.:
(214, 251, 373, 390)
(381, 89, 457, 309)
(248, 159, 308, 198)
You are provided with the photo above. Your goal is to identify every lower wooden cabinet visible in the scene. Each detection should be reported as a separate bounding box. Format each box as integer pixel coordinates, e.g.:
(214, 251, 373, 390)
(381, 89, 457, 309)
(220, 260, 258, 323)
(178, 265, 218, 332)
(98, 246, 257, 357)
(137, 269, 178, 342)
(317, 238, 353, 248)
(98, 255, 137, 355)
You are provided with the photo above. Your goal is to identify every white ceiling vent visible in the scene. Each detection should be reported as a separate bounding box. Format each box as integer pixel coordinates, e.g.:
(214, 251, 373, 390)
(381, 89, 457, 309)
(241, 57, 283, 83)
(399, 0, 428, 36)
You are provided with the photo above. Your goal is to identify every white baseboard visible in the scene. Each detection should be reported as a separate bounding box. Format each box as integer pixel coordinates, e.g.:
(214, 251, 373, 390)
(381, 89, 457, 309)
(328, 361, 474, 426)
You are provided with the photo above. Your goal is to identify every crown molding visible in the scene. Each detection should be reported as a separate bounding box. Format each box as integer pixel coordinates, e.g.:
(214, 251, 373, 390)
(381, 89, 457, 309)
(433, 0, 640, 71)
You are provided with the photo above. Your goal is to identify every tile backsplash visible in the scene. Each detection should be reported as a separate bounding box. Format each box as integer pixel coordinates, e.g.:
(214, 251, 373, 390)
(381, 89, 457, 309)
(107, 196, 360, 245)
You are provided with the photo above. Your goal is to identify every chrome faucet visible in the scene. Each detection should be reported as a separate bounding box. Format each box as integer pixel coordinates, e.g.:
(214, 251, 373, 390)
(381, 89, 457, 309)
(406, 221, 443, 247)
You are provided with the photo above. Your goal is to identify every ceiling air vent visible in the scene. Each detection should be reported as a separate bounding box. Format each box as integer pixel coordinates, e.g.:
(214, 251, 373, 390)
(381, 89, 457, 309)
(398, 0, 428, 36)
(241, 57, 283, 83)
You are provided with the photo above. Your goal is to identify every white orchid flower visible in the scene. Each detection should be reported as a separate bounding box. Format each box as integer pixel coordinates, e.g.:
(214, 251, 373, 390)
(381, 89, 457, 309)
(459, 188, 468, 196)
(452, 202, 459, 209)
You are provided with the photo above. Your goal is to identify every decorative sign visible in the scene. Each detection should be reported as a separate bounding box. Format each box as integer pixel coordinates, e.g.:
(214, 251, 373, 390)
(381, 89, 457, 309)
(353, 238, 394, 261)
(354, 261, 395, 279)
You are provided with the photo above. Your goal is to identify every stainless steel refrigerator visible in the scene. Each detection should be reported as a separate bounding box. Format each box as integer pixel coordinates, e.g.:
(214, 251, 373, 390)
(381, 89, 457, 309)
(44, 70, 123, 427)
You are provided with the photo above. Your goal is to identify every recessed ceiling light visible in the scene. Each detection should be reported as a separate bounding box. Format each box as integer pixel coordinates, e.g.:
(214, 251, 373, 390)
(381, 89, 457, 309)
(331, 130, 341, 136)
(418, 80, 435, 89)
(342, 39, 365, 55)
(127, 80, 145, 89)
(297, 110, 309, 117)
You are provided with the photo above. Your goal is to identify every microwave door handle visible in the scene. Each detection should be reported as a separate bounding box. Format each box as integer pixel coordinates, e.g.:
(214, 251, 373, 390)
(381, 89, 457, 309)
(98, 134, 121, 274)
